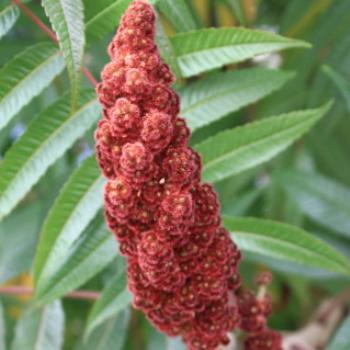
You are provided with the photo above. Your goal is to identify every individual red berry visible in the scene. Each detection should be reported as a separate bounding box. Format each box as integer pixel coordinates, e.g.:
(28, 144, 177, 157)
(162, 147, 201, 186)
(244, 329, 283, 350)
(120, 142, 152, 175)
(159, 191, 194, 229)
(109, 97, 141, 136)
(172, 117, 191, 146)
(141, 111, 174, 152)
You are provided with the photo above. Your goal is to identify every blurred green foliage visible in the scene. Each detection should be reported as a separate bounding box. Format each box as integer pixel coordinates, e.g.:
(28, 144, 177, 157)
(0, 0, 350, 349)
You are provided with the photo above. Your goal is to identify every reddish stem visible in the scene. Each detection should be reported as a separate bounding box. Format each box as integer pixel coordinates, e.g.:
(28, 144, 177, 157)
(11, 0, 98, 87)
(0, 286, 100, 300)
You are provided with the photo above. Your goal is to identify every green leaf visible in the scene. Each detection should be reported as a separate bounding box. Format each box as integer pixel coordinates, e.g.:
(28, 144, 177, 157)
(180, 68, 294, 131)
(85, 0, 132, 45)
(170, 27, 310, 77)
(42, 0, 85, 107)
(0, 4, 19, 40)
(276, 170, 350, 238)
(222, 188, 263, 217)
(0, 42, 64, 130)
(195, 102, 331, 183)
(0, 203, 43, 283)
(34, 156, 104, 286)
(34, 215, 117, 305)
(79, 309, 130, 350)
(0, 90, 100, 220)
(224, 216, 350, 275)
(0, 301, 5, 350)
(327, 314, 350, 350)
(322, 65, 350, 112)
(157, 0, 199, 32)
(86, 268, 131, 336)
(10, 301, 64, 350)
(225, 0, 246, 25)
(155, 18, 182, 79)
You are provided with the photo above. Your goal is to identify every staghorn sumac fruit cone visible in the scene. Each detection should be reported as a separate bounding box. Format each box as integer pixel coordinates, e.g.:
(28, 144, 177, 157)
(95, 1, 281, 349)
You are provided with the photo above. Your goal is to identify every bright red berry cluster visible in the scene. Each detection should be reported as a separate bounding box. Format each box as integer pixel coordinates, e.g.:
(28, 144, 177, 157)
(240, 272, 283, 350)
(95, 1, 281, 349)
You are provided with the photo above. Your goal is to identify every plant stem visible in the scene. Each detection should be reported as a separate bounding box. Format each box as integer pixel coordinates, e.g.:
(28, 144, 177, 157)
(0, 286, 100, 300)
(11, 0, 98, 87)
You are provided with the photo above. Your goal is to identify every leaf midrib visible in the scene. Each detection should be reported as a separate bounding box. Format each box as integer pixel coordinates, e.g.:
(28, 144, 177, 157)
(181, 73, 285, 116)
(86, 0, 123, 28)
(174, 34, 304, 58)
(0, 98, 97, 196)
(233, 230, 349, 274)
(201, 117, 316, 171)
(0, 50, 61, 103)
(285, 174, 350, 218)
(37, 232, 112, 300)
(37, 174, 104, 284)
(57, 0, 76, 71)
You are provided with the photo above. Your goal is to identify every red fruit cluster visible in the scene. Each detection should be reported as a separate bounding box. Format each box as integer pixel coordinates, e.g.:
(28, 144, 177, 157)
(240, 273, 283, 350)
(95, 1, 240, 348)
(95, 1, 281, 349)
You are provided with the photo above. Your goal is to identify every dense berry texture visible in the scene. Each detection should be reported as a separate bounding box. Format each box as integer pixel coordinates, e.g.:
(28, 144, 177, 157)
(95, 1, 281, 349)
(240, 273, 282, 350)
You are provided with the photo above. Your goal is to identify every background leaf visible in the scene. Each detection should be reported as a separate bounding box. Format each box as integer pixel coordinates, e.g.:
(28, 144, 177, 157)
(34, 215, 117, 305)
(327, 314, 350, 350)
(276, 170, 350, 238)
(10, 301, 64, 350)
(41, 0, 85, 107)
(224, 216, 350, 275)
(180, 68, 294, 131)
(79, 309, 129, 350)
(322, 65, 350, 112)
(0, 90, 100, 220)
(0, 4, 19, 40)
(170, 27, 310, 77)
(34, 156, 104, 286)
(157, 0, 199, 32)
(86, 264, 131, 336)
(0, 203, 43, 283)
(0, 42, 64, 130)
(225, 0, 246, 25)
(196, 102, 331, 183)
(85, 0, 132, 45)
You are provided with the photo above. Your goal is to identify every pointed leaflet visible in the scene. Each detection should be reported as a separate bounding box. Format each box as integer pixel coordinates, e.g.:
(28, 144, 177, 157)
(157, 0, 199, 32)
(85, 0, 132, 45)
(42, 0, 85, 106)
(0, 42, 64, 130)
(180, 68, 294, 131)
(10, 301, 64, 350)
(155, 18, 182, 79)
(276, 170, 350, 238)
(34, 215, 117, 305)
(224, 216, 350, 275)
(0, 4, 19, 39)
(0, 203, 43, 283)
(327, 315, 350, 350)
(34, 156, 104, 285)
(170, 27, 310, 77)
(0, 90, 100, 220)
(322, 65, 350, 112)
(225, 0, 246, 25)
(86, 267, 131, 336)
(195, 102, 332, 183)
(79, 309, 130, 350)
